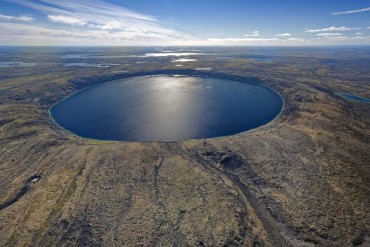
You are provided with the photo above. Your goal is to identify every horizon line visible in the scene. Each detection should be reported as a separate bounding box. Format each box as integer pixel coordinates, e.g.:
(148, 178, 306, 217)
(1, 44, 370, 47)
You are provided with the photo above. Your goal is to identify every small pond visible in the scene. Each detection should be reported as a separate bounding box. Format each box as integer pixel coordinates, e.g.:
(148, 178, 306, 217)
(337, 92, 370, 103)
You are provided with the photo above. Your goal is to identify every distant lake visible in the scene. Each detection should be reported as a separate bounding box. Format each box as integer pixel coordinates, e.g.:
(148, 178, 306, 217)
(337, 92, 370, 103)
(50, 75, 283, 141)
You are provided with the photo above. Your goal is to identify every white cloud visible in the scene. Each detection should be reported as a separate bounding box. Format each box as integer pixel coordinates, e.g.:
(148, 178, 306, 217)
(305, 26, 352, 33)
(287, 37, 304, 41)
(5, 0, 194, 45)
(1, 21, 368, 46)
(316, 33, 343, 36)
(203, 36, 310, 45)
(0, 14, 34, 22)
(97, 20, 121, 30)
(0, 21, 197, 46)
(206, 37, 281, 44)
(315, 35, 370, 42)
(274, 33, 291, 37)
(19, 16, 34, 22)
(2, 0, 369, 46)
(48, 15, 87, 26)
(11, 0, 155, 21)
(199, 34, 368, 46)
(332, 7, 370, 15)
(355, 32, 363, 35)
(244, 31, 260, 37)
(209, 37, 279, 42)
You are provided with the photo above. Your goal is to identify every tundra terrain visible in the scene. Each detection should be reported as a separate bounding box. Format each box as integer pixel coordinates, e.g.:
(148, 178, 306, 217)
(0, 47, 369, 246)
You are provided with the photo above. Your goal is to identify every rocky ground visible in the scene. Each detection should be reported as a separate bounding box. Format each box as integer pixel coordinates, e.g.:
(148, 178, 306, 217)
(0, 47, 369, 246)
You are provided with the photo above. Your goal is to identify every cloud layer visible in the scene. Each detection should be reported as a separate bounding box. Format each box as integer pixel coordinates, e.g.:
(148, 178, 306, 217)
(316, 33, 343, 36)
(305, 26, 353, 33)
(274, 33, 291, 37)
(244, 31, 260, 37)
(48, 15, 87, 26)
(4, 0, 193, 45)
(0, 14, 34, 22)
(0, 0, 369, 46)
(332, 7, 370, 15)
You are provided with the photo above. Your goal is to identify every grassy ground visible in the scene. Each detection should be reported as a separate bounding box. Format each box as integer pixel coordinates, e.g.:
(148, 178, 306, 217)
(0, 47, 369, 246)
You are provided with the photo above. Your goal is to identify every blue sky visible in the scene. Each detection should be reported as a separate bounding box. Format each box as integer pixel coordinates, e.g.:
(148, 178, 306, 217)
(0, 0, 369, 46)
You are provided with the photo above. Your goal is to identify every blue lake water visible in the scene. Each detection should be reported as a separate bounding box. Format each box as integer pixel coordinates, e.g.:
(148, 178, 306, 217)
(337, 92, 370, 103)
(50, 75, 283, 141)
(0, 62, 38, 67)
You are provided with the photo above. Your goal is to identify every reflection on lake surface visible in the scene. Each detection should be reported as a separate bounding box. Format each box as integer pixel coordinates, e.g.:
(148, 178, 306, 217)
(50, 75, 283, 141)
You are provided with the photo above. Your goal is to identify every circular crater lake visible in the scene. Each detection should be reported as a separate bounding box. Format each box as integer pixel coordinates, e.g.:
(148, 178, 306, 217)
(50, 75, 283, 141)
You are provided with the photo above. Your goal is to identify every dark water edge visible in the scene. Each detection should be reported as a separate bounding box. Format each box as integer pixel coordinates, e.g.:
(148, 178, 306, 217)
(50, 75, 283, 142)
